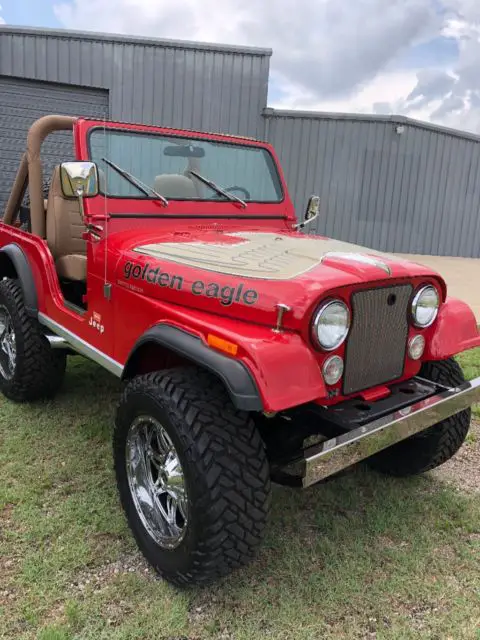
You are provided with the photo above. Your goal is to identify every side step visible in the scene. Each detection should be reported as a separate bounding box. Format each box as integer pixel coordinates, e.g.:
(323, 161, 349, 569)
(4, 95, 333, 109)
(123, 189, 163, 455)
(45, 334, 68, 349)
(301, 376, 480, 487)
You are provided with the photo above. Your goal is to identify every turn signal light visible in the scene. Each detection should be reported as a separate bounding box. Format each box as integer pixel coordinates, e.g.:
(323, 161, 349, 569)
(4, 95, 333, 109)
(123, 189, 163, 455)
(408, 334, 425, 360)
(207, 334, 238, 356)
(322, 355, 344, 385)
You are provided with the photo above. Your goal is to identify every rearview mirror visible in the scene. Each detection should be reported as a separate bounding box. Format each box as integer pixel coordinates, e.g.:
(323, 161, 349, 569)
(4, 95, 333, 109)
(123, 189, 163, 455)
(164, 144, 205, 158)
(60, 161, 99, 198)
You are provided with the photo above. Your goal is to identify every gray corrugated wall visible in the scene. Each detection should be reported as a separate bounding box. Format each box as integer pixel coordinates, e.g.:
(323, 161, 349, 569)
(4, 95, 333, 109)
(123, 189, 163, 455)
(0, 76, 109, 216)
(265, 110, 480, 257)
(3, 28, 480, 258)
(0, 27, 271, 137)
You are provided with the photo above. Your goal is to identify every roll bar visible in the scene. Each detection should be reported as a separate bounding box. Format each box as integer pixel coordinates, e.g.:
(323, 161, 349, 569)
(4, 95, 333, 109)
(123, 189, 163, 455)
(3, 115, 77, 237)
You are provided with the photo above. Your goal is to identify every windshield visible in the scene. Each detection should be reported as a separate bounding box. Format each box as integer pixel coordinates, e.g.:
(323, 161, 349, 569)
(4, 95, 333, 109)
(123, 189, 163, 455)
(89, 129, 283, 203)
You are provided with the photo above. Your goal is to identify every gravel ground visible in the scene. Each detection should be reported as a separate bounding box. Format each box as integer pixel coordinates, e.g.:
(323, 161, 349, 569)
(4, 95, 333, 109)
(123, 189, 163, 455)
(69, 553, 154, 595)
(69, 419, 479, 595)
(432, 420, 480, 493)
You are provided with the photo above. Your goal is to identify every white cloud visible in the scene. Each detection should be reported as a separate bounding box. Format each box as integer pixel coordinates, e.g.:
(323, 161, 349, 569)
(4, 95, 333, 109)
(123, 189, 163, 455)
(54, 0, 437, 100)
(0, 4, 5, 24)
(270, 67, 440, 129)
(394, 2, 480, 132)
(53, 0, 480, 134)
(271, 69, 420, 114)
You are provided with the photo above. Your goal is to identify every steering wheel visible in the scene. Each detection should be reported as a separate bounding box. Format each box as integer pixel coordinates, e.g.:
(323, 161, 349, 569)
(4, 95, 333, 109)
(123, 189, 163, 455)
(214, 185, 251, 201)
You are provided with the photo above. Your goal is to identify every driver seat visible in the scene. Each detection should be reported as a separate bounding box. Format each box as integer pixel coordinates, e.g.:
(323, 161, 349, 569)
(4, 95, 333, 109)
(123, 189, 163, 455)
(154, 174, 197, 199)
(46, 166, 87, 281)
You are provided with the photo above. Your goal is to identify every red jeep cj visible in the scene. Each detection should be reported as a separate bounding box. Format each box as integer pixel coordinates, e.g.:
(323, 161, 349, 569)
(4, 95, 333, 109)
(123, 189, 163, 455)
(1, 115, 480, 586)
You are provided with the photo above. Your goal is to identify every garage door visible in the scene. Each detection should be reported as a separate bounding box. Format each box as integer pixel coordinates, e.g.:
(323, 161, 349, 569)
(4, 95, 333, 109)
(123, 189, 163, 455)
(0, 76, 109, 216)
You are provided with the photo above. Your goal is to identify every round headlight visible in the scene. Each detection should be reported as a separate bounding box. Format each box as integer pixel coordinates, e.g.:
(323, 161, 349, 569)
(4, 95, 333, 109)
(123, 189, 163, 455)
(412, 285, 440, 328)
(313, 299, 350, 351)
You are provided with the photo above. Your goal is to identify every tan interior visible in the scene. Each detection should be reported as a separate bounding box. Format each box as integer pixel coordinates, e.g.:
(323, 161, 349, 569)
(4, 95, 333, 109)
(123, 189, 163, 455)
(46, 166, 87, 281)
(154, 174, 197, 199)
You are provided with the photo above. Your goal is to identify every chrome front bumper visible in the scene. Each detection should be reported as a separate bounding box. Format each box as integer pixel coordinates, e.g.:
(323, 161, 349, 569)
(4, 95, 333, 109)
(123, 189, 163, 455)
(302, 375, 480, 487)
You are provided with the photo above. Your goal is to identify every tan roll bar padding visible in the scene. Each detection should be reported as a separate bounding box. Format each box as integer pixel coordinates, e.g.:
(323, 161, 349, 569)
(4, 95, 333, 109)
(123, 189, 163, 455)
(3, 115, 77, 238)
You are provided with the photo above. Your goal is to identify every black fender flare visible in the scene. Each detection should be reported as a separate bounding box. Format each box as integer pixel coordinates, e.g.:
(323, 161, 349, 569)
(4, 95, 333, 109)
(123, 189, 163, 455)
(0, 244, 38, 316)
(123, 324, 263, 412)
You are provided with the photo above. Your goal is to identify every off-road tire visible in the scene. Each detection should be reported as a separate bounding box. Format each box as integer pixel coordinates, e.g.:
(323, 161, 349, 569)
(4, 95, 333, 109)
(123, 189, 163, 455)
(113, 368, 271, 587)
(367, 358, 470, 477)
(0, 278, 66, 402)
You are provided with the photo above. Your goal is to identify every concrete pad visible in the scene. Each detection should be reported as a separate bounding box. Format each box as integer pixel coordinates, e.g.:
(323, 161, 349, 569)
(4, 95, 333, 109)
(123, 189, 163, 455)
(396, 254, 480, 322)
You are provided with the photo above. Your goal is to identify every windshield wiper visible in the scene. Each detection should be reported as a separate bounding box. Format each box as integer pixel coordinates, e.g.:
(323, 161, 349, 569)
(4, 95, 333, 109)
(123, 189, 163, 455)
(188, 169, 247, 209)
(101, 157, 168, 206)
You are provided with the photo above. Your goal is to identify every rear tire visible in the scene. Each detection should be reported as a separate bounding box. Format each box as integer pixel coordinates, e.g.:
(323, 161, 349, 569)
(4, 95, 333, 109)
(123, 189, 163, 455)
(114, 367, 271, 587)
(0, 278, 66, 402)
(367, 358, 471, 477)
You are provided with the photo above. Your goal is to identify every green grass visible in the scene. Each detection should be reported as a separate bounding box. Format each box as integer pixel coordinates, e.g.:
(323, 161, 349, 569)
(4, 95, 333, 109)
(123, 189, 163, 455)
(1, 354, 480, 640)
(458, 348, 480, 419)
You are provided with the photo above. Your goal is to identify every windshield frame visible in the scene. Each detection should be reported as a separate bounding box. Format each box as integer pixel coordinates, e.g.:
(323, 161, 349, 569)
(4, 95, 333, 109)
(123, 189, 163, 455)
(87, 125, 285, 205)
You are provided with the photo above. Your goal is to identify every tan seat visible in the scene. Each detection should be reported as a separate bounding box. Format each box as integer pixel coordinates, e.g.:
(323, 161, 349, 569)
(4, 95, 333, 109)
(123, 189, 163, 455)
(46, 166, 87, 281)
(154, 174, 197, 199)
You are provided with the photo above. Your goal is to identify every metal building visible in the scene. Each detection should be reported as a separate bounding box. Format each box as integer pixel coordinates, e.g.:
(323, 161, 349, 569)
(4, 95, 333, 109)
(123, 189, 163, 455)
(265, 109, 480, 258)
(1, 25, 480, 257)
(0, 26, 270, 215)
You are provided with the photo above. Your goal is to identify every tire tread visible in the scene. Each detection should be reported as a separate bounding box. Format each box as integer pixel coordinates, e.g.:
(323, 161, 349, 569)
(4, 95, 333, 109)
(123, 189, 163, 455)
(368, 358, 470, 476)
(114, 367, 271, 587)
(0, 278, 65, 402)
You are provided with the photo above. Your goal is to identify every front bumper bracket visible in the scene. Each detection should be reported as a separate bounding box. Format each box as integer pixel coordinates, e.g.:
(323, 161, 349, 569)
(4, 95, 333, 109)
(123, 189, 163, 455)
(302, 375, 480, 487)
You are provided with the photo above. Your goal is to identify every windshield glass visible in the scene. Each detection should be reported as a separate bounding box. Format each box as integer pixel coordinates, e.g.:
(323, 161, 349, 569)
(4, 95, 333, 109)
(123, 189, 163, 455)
(89, 129, 283, 203)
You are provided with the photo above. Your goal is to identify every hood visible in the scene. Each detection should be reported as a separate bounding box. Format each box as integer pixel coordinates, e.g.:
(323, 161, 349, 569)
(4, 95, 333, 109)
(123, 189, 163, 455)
(115, 229, 445, 328)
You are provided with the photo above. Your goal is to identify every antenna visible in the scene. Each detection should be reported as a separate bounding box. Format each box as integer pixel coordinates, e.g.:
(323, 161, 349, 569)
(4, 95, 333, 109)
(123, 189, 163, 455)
(102, 117, 111, 300)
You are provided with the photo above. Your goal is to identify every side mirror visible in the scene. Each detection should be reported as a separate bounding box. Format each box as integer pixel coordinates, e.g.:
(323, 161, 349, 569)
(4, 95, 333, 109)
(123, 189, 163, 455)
(60, 161, 99, 198)
(294, 194, 320, 230)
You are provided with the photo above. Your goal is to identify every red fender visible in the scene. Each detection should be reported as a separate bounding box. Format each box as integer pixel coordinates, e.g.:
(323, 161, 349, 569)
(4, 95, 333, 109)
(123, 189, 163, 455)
(237, 331, 327, 412)
(424, 296, 480, 360)
(178, 316, 328, 413)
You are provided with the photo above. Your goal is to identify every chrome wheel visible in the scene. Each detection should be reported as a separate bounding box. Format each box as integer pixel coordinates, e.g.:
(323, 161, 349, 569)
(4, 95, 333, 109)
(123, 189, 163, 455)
(126, 415, 188, 549)
(0, 305, 16, 380)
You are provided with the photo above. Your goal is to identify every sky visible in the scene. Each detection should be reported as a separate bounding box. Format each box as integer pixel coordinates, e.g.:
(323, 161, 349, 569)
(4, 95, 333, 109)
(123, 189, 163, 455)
(1, 1, 480, 134)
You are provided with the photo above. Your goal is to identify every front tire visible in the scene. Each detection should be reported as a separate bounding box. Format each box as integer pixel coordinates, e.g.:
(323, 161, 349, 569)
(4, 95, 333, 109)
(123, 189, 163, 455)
(114, 368, 271, 587)
(367, 358, 471, 477)
(0, 278, 66, 402)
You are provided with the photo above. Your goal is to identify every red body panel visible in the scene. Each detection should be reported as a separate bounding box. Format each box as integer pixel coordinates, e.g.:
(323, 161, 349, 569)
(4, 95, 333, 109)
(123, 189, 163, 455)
(425, 297, 480, 360)
(2, 117, 479, 413)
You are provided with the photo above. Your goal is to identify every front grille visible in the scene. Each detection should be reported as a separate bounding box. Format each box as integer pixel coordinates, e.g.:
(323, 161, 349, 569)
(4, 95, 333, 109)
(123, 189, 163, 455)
(343, 285, 412, 395)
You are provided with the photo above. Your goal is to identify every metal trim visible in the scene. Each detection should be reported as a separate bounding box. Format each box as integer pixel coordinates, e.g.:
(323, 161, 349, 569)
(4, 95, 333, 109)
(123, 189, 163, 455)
(312, 298, 350, 351)
(0, 26, 273, 56)
(303, 375, 480, 487)
(263, 108, 480, 143)
(45, 335, 68, 349)
(411, 284, 440, 328)
(38, 313, 123, 377)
